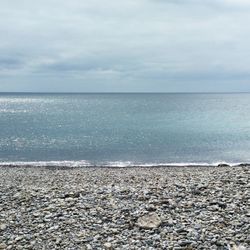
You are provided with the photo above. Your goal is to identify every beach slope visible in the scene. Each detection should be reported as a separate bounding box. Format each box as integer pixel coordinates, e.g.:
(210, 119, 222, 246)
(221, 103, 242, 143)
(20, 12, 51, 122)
(0, 166, 249, 249)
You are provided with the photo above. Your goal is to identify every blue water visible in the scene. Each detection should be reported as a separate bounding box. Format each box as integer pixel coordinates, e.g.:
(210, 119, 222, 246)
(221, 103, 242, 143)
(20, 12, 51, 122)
(0, 93, 250, 167)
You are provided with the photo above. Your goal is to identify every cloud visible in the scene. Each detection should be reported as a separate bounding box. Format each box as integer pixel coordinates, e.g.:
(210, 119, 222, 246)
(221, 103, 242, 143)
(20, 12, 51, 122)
(153, 0, 250, 8)
(0, 58, 23, 70)
(0, 0, 250, 92)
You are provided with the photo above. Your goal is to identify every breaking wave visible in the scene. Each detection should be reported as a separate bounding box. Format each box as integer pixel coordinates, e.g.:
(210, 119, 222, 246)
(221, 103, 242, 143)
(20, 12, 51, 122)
(0, 160, 248, 168)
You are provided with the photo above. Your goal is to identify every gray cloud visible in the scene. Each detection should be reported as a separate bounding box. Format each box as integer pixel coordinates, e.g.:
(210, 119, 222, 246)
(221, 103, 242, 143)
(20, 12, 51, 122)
(0, 0, 250, 92)
(0, 57, 23, 70)
(153, 0, 250, 8)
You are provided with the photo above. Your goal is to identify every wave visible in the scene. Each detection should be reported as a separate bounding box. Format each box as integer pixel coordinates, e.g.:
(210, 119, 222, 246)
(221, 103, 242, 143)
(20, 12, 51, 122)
(0, 160, 249, 168)
(0, 109, 28, 113)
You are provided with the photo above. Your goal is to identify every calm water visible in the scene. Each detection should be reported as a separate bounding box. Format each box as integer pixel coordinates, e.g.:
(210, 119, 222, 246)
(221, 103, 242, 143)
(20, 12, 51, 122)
(1, 93, 250, 166)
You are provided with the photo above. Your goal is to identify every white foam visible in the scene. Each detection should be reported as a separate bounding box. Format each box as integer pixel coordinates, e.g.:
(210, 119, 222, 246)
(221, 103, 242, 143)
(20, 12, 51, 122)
(0, 160, 91, 167)
(0, 160, 246, 168)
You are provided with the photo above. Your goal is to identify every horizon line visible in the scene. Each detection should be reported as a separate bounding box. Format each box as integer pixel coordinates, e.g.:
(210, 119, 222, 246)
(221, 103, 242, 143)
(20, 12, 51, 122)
(0, 91, 250, 94)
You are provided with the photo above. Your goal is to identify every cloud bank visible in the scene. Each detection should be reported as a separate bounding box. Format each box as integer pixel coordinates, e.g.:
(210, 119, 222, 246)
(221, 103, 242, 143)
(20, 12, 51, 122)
(0, 0, 250, 92)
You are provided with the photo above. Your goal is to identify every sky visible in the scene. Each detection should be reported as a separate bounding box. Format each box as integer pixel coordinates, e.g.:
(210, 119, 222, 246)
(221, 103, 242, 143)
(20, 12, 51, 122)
(1, 0, 250, 92)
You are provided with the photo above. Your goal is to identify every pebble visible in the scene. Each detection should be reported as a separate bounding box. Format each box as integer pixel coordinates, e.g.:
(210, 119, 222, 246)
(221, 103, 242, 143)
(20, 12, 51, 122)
(0, 243, 7, 250)
(0, 166, 249, 249)
(0, 224, 6, 231)
(104, 242, 113, 249)
(137, 213, 162, 229)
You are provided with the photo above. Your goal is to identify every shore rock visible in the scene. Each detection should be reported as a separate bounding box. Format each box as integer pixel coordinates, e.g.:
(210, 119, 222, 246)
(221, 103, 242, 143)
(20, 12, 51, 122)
(0, 243, 7, 249)
(137, 213, 162, 229)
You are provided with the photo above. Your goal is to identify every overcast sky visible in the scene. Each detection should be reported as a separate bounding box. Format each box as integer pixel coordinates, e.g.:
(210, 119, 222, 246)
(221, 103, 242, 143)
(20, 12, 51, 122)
(1, 0, 250, 92)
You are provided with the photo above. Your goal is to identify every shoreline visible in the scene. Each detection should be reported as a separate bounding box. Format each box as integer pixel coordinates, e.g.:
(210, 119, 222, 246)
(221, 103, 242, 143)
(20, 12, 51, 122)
(0, 166, 249, 249)
(0, 162, 250, 169)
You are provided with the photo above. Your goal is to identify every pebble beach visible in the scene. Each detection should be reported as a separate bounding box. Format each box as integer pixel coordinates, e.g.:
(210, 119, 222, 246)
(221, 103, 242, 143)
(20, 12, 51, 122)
(0, 166, 249, 250)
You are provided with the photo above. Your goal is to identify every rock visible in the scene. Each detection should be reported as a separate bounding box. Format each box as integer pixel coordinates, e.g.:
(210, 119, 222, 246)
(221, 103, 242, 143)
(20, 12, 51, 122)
(137, 213, 162, 229)
(30, 241, 36, 246)
(0, 243, 7, 249)
(237, 163, 250, 167)
(14, 236, 24, 242)
(231, 244, 247, 250)
(63, 192, 80, 198)
(176, 227, 188, 234)
(218, 202, 227, 209)
(55, 238, 61, 244)
(179, 240, 193, 246)
(13, 192, 22, 199)
(104, 242, 112, 249)
(86, 244, 92, 250)
(0, 224, 7, 231)
(218, 163, 230, 167)
(167, 218, 174, 226)
(146, 204, 157, 211)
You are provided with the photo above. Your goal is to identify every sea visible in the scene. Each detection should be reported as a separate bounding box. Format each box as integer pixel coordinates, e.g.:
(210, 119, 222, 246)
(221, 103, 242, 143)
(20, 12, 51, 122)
(0, 93, 250, 167)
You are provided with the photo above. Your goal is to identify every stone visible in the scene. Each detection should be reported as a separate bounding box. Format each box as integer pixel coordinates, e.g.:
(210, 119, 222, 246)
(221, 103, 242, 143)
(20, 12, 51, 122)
(218, 163, 230, 167)
(86, 244, 92, 250)
(0, 243, 7, 249)
(0, 164, 249, 249)
(0, 224, 7, 231)
(178, 240, 193, 246)
(137, 213, 162, 229)
(104, 242, 112, 249)
(15, 236, 23, 242)
(146, 204, 157, 211)
(231, 244, 247, 250)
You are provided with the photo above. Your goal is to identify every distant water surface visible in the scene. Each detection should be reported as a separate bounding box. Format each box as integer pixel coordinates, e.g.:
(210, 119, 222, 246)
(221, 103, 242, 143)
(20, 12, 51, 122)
(0, 93, 250, 167)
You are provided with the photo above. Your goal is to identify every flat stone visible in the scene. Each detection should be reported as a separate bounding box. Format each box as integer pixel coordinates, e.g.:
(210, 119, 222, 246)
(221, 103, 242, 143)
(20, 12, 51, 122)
(14, 236, 23, 242)
(0, 243, 7, 249)
(0, 224, 7, 231)
(104, 242, 112, 249)
(137, 213, 162, 229)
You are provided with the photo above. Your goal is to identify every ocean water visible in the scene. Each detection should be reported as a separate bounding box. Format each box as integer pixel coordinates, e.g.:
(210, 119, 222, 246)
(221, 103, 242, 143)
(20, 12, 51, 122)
(0, 93, 250, 167)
